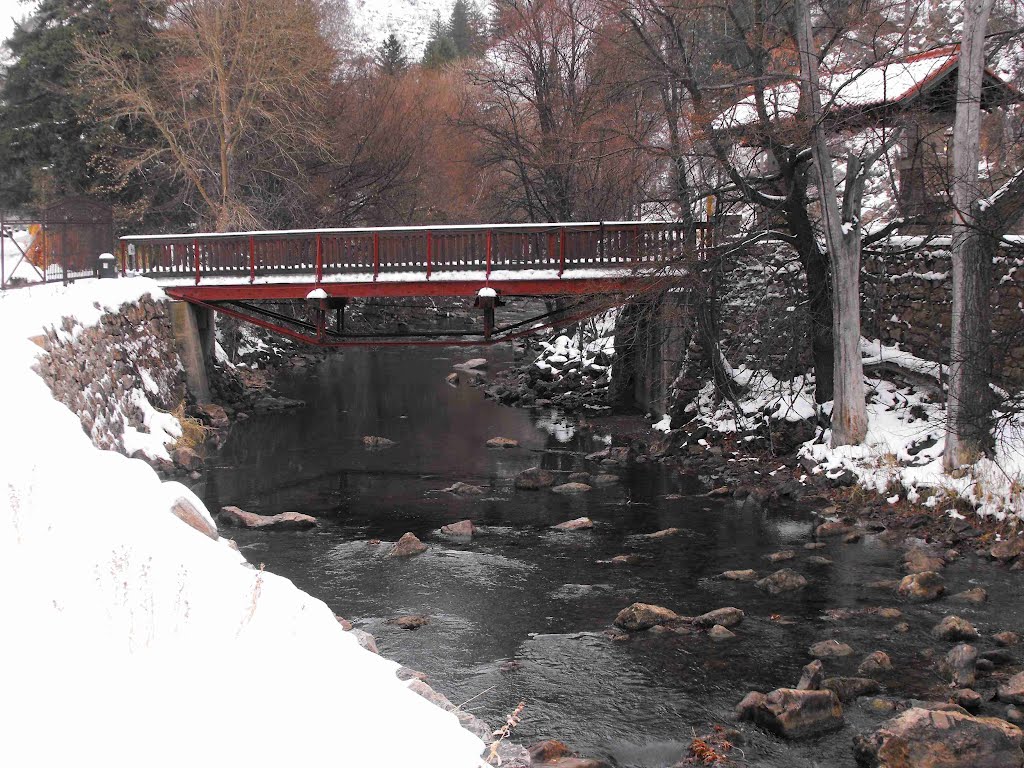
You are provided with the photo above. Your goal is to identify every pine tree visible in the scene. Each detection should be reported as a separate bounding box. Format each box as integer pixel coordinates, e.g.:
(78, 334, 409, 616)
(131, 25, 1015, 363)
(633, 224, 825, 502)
(449, 0, 486, 58)
(0, 0, 170, 222)
(376, 33, 408, 76)
(422, 15, 457, 68)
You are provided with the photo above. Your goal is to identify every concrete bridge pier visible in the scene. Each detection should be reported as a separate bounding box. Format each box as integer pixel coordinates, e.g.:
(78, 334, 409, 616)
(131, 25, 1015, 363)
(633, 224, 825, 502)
(170, 301, 214, 404)
(610, 291, 692, 419)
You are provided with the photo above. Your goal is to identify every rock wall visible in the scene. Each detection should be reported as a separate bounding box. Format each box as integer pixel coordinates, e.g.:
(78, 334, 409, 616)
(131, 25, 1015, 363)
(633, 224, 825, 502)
(34, 293, 189, 459)
(862, 246, 1024, 386)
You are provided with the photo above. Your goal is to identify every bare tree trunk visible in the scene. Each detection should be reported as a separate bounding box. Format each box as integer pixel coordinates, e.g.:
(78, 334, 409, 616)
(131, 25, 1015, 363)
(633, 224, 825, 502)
(944, 0, 997, 468)
(795, 0, 867, 446)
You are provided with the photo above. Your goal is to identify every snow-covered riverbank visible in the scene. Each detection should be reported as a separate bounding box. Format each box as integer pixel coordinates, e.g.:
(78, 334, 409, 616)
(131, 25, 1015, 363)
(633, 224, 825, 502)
(0, 278, 484, 767)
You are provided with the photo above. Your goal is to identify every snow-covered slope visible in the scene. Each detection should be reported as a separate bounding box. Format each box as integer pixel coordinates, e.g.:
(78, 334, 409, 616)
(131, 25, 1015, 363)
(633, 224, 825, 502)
(0, 278, 484, 767)
(346, 0, 457, 57)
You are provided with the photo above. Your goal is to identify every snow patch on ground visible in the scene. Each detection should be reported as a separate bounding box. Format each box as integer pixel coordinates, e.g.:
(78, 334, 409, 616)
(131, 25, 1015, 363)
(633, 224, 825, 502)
(0, 277, 485, 766)
(677, 338, 1024, 520)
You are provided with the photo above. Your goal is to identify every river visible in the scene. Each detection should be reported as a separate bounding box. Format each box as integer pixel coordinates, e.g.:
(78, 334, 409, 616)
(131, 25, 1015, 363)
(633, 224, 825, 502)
(199, 343, 1019, 767)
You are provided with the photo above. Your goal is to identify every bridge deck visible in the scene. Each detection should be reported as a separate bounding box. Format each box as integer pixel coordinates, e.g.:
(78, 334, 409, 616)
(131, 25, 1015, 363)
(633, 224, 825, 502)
(121, 221, 709, 298)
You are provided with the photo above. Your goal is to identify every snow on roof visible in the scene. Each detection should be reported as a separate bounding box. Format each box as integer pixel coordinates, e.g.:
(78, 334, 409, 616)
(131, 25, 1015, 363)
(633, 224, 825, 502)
(715, 44, 967, 130)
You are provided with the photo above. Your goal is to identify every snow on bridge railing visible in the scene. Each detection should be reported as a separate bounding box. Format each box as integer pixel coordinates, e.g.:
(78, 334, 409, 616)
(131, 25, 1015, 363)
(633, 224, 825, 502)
(119, 221, 713, 285)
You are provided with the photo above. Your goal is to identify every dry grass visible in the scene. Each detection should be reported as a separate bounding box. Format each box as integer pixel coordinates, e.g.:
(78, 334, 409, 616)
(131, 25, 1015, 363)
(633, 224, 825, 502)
(485, 701, 525, 766)
(172, 402, 210, 450)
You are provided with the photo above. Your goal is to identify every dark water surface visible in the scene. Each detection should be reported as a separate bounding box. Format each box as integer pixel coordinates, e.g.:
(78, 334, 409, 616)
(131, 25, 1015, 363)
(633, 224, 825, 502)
(200, 346, 1018, 767)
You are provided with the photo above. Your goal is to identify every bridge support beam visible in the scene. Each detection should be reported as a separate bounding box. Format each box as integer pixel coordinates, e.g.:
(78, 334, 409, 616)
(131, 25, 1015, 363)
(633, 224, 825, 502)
(610, 291, 692, 420)
(170, 301, 214, 404)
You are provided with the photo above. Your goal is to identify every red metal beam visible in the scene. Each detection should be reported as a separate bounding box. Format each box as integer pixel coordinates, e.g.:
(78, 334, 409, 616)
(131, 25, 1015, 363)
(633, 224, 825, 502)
(161, 275, 673, 303)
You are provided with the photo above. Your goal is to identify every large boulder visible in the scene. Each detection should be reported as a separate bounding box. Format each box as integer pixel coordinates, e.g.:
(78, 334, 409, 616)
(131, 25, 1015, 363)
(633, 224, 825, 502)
(388, 532, 428, 558)
(853, 707, 1024, 767)
(614, 602, 680, 631)
(756, 568, 808, 594)
(693, 607, 745, 629)
(897, 571, 945, 602)
(741, 688, 844, 739)
(218, 506, 316, 530)
(515, 467, 558, 489)
(198, 402, 230, 429)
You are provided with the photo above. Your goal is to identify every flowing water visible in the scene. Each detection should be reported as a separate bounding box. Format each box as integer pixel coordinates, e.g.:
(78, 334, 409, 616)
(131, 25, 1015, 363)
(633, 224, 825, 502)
(199, 344, 1021, 767)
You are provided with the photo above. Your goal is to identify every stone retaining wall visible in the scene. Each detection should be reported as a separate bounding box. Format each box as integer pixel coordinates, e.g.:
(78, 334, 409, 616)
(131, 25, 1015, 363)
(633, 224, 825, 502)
(713, 242, 1024, 389)
(862, 247, 1024, 386)
(34, 294, 188, 457)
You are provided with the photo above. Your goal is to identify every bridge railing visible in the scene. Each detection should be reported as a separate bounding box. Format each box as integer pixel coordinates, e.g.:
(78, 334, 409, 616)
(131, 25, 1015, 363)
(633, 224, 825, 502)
(119, 221, 712, 284)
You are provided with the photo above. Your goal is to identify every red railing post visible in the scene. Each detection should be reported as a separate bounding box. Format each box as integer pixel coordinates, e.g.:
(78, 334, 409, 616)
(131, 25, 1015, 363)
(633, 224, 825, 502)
(373, 233, 380, 281)
(120, 241, 127, 276)
(558, 227, 566, 276)
(426, 231, 432, 279)
(249, 236, 255, 283)
(315, 233, 323, 283)
(486, 230, 492, 278)
(193, 238, 200, 285)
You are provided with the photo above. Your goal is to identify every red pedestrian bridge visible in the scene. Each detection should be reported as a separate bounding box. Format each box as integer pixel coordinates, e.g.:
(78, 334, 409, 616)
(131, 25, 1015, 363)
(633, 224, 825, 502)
(120, 221, 709, 346)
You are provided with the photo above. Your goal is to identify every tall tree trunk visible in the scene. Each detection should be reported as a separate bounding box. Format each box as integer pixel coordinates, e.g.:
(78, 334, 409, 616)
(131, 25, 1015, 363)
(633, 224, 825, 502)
(786, 187, 835, 403)
(944, 0, 997, 468)
(795, 0, 867, 445)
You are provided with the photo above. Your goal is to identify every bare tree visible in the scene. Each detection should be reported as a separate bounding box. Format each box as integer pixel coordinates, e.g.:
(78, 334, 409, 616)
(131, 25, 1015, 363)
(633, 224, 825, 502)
(943, 0, 1024, 466)
(79, 0, 337, 231)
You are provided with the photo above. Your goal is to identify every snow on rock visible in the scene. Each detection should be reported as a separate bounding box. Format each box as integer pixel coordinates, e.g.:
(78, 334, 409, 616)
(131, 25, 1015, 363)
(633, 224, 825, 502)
(0, 277, 485, 766)
(305, 287, 328, 300)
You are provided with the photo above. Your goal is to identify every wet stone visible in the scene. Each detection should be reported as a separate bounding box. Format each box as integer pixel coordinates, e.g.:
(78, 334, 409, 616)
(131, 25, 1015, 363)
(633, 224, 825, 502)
(551, 482, 592, 495)
(721, 569, 758, 582)
(768, 550, 797, 563)
(897, 571, 945, 602)
(951, 587, 989, 604)
(994, 631, 1021, 647)
(822, 676, 881, 702)
(932, 615, 980, 641)
(797, 660, 824, 691)
(808, 640, 854, 658)
(553, 517, 593, 531)
(756, 568, 808, 594)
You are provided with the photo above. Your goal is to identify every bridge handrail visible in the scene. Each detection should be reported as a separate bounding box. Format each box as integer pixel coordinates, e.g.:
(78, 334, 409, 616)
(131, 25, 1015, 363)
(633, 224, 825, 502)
(120, 220, 708, 243)
(119, 220, 712, 284)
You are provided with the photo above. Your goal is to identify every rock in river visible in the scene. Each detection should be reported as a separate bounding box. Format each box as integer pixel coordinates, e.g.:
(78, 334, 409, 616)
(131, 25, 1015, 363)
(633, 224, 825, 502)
(515, 467, 557, 489)
(853, 707, 1024, 768)
(859, 651, 894, 677)
(999, 672, 1024, 705)
(614, 602, 680, 631)
(486, 436, 519, 448)
(809, 639, 854, 658)
(756, 568, 808, 594)
(645, 528, 681, 540)
(552, 482, 592, 495)
(897, 571, 945, 602)
(822, 676, 881, 702)
(739, 688, 844, 739)
(553, 517, 593, 531)
(442, 481, 485, 495)
(943, 644, 978, 688)
(708, 624, 736, 641)
(362, 435, 396, 449)
(721, 569, 758, 582)
(389, 614, 430, 630)
(218, 506, 317, 530)
(440, 519, 475, 538)
(693, 607, 744, 629)
(388, 532, 427, 558)
(933, 615, 980, 641)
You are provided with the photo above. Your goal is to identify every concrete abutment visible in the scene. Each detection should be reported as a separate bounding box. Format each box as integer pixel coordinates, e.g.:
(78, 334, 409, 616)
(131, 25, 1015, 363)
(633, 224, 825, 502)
(170, 301, 214, 404)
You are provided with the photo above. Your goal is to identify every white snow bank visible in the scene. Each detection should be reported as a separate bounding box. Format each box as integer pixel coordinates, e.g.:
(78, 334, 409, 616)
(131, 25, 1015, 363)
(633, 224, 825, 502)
(0, 277, 484, 767)
(679, 337, 1023, 520)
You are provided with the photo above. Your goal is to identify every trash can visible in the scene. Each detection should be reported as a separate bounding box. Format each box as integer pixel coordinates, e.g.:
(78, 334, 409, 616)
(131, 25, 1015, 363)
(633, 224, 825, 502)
(97, 252, 118, 279)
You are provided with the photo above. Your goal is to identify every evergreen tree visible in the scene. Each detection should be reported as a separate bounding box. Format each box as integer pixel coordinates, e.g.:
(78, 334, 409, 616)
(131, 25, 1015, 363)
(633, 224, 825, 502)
(0, 0, 171, 225)
(449, 0, 486, 58)
(422, 15, 457, 68)
(376, 33, 408, 76)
